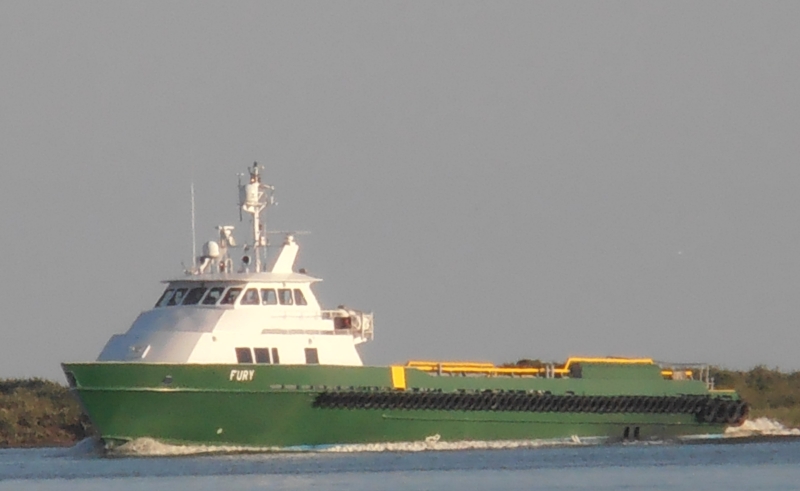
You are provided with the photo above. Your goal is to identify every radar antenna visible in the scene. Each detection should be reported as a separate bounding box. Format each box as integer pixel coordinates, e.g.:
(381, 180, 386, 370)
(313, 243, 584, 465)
(238, 162, 275, 272)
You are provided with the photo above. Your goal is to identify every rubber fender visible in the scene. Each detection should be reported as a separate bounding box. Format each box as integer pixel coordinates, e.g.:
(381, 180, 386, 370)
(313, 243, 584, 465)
(505, 392, 519, 411)
(724, 400, 740, 425)
(509, 393, 524, 411)
(701, 400, 718, 423)
(466, 396, 478, 411)
(444, 393, 459, 411)
(464, 393, 479, 411)
(495, 392, 510, 411)
(730, 401, 749, 426)
(537, 395, 550, 412)
(384, 392, 399, 410)
(443, 393, 458, 411)
(518, 393, 532, 411)
(422, 392, 436, 410)
(360, 393, 374, 409)
(472, 393, 484, 411)
(522, 395, 537, 412)
(446, 392, 466, 411)
(713, 400, 729, 424)
(537, 395, 549, 412)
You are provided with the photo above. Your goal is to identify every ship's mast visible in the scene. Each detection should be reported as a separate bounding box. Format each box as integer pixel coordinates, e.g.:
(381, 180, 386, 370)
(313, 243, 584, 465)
(238, 162, 274, 272)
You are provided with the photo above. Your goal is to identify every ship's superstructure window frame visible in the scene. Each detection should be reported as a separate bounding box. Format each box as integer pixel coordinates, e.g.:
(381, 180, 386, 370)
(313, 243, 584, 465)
(167, 288, 188, 306)
(278, 289, 293, 305)
(155, 289, 175, 307)
(294, 289, 307, 306)
(182, 287, 208, 305)
(305, 347, 319, 364)
(220, 288, 243, 305)
(240, 288, 260, 305)
(271, 348, 280, 364)
(261, 289, 277, 305)
(235, 347, 253, 364)
(202, 286, 225, 305)
(253, 348, 271, 364)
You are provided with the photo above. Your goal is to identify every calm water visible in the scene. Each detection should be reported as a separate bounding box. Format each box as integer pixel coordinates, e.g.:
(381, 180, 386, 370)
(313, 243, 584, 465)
(2, 438, 800, 491)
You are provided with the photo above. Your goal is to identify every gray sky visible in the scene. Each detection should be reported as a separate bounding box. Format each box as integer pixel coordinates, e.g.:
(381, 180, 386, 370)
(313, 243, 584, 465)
(2, 2, 799, 380)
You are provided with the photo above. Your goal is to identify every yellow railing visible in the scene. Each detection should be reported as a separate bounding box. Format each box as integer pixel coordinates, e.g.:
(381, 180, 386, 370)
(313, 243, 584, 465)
(405, 357, 678, 378)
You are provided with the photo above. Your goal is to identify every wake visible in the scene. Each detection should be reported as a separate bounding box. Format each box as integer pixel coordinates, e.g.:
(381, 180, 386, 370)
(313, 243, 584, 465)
(64, 418, 800, 457)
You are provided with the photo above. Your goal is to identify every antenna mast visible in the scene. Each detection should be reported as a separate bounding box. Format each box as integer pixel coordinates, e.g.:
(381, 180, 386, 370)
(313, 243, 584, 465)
(190, 182, 197, 266)
(238, 162, 274, 272)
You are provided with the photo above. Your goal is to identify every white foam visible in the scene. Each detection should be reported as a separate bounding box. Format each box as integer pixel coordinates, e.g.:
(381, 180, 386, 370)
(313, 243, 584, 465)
(110, 420, 800, 457)
(724, 417, 800, 438)
(296, 435, 602, 453)
(108, 435, 604, 457)
(110, 437, 285, 457)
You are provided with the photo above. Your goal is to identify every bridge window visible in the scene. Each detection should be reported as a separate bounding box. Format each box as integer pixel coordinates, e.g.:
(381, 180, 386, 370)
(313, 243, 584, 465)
(167, 288, 188, 306)
(305, 348, 319, 365)
(235, 347, 253, 364)
(182, 287, 207, 305)
(202, 287, 225, 305)
(220, 288, 243, 305)
(271, 348, 280, 364)
(155, 289, 175, 307)
(240, 288, 260, 305)
(261, 289, 277, 305)
(254, 348, 271, 364)
(294, 289, 307, 306)
(278, 289, 293, 305)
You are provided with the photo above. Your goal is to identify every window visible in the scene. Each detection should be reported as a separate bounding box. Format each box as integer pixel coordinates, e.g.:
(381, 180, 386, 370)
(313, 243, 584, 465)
(271, 348, 280, 364)
(167, 288, 188, 306)
(202, 287, 225, 305)
(261, 289, 277, 305)
(220, 288, 242, 305)
(254, 348, 271, 364)
(278, 289, 293, 305)
(182, 287, 207, 305)
(240, 288, 260, 305)
(305, 348, 319, 365)
(294, 289, 307, 306)
(235, 347, 253, 364)
(155, 289, 174, 308)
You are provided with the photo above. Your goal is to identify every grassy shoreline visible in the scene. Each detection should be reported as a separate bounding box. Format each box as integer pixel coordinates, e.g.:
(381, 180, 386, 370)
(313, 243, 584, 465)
(1, 367, 798, 447)
(0, 379, 92, 447)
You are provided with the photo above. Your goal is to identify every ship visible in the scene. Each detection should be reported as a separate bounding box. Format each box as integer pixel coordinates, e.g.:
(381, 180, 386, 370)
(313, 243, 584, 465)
(63, 163, 748, 448)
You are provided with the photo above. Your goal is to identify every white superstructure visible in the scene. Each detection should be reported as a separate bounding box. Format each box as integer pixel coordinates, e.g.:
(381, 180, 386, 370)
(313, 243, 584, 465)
(98, 163, 374, 366)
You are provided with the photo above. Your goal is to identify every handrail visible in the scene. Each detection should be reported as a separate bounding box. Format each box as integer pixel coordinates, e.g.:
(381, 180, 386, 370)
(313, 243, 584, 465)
(404, 356, 693, 379)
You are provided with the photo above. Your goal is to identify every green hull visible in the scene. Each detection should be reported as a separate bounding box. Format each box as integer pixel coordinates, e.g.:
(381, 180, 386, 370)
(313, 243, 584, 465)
(62, 362, 738, 447)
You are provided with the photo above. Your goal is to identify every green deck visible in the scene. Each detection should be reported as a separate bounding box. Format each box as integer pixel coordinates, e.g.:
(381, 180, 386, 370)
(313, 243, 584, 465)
(62, 362, 737, 447)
